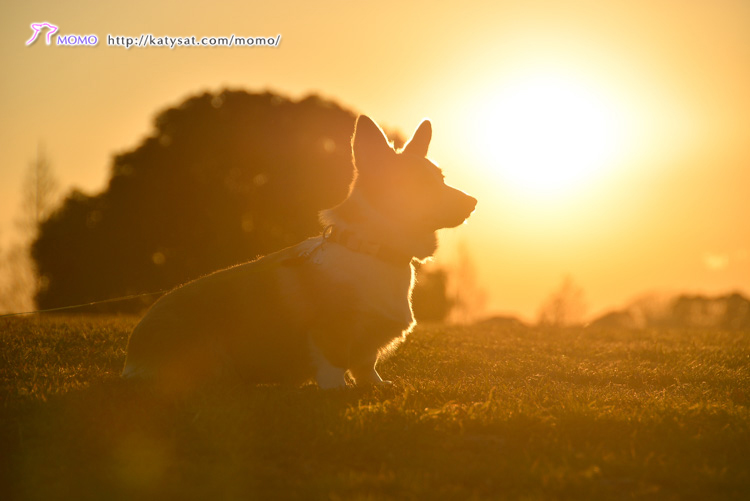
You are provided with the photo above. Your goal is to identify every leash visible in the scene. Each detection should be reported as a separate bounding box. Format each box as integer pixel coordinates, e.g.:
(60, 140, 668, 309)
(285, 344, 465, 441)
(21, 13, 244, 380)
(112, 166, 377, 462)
(0, 290, 167, 319)
(1, 238, 325, 320)
(2, 225, 408, 319)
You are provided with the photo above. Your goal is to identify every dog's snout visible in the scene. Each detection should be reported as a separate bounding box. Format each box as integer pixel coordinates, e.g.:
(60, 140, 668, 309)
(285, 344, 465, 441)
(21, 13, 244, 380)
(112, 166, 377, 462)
(462, 193, 477, 215)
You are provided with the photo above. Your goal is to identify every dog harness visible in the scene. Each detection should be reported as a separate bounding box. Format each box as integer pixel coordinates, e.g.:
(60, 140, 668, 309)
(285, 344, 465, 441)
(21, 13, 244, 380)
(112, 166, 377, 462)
(322, 225, 413, 266)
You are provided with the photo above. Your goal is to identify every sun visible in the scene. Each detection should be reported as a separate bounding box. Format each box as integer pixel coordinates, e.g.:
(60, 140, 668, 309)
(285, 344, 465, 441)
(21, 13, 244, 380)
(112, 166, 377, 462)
(473, 71, 627, 198)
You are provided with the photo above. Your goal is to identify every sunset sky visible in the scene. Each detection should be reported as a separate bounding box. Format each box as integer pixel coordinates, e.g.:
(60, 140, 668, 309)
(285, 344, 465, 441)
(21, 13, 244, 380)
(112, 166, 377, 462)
(2, 0, 748, 321)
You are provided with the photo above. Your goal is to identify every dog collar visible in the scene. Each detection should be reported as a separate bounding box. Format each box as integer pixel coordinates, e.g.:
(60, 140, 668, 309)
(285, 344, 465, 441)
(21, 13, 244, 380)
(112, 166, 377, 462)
(322, 225, 413, 266)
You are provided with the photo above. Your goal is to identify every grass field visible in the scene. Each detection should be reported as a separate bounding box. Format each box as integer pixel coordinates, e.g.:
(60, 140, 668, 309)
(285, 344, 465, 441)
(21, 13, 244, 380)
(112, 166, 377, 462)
(1, 315, 749, 500)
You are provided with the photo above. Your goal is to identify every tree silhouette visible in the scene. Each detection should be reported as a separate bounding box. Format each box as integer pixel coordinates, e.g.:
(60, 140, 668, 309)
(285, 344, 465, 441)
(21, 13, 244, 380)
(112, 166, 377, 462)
(32, 89, 456, 319)
(411, 265, 453, 323)
(537, 275, 587, 327)
(19, 144, 59, 239)
(32, 90, 376, 311)
(448, 243, 487, 323)
(0, 146, 59, 313)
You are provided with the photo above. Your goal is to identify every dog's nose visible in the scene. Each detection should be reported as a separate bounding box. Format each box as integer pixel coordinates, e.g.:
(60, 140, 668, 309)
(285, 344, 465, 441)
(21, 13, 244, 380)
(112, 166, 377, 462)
(465, 195, 478, 213)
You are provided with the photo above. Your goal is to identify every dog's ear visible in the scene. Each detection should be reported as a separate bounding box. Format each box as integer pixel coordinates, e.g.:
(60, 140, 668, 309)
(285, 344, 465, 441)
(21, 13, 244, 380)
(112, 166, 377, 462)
(402, 119, 432, 157)
(352, 116, 392, 170)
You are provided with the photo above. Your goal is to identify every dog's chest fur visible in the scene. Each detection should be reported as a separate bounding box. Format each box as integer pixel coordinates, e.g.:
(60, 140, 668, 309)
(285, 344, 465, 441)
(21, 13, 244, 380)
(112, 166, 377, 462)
(270, 236, 417, 373)
(300, 237, 415, 328)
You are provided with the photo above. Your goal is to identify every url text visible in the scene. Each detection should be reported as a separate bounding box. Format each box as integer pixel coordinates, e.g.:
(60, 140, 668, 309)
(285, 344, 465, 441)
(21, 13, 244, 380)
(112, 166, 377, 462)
(107, 34, 282, 49)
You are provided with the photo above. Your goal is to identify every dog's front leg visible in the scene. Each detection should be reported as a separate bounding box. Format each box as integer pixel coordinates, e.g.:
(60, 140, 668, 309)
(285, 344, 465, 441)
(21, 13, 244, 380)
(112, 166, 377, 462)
(308, 333, 347, 389)
(349, 354, 391, 387)
(315, 363, 347, 389)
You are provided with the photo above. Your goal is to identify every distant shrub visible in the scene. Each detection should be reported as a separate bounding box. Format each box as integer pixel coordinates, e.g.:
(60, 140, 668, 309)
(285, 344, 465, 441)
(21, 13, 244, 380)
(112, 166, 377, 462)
(537, 276, 587, 327)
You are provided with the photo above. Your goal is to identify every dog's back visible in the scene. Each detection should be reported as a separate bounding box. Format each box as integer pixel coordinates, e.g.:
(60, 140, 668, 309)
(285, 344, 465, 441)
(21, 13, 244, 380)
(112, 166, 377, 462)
(123, 240, 319, 390)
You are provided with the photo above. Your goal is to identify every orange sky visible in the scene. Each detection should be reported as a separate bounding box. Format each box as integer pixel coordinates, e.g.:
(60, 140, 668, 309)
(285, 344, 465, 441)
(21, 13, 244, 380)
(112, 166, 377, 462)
(2, 0, 749, 321)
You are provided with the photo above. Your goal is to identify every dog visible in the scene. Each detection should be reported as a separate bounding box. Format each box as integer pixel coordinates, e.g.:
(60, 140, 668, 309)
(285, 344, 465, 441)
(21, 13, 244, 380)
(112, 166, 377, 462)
(122, 115, 476, 392)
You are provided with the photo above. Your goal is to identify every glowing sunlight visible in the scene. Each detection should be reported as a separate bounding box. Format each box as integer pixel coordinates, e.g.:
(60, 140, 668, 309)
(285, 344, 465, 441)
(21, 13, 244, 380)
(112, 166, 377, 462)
(473, 71, 629, 199)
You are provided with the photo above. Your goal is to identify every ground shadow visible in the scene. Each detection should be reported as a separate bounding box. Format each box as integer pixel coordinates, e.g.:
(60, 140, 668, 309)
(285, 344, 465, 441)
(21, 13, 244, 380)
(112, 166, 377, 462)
(1, 378, 381, 500)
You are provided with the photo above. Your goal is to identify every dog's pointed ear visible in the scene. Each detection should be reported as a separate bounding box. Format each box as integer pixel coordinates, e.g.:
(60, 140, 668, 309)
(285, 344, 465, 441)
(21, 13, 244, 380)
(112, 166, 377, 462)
(402, 119, 432, 157)
(353, 116, 392, 170)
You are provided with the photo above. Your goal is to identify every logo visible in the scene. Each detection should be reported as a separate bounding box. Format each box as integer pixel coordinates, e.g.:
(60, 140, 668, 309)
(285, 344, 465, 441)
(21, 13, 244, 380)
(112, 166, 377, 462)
(26, 22, 98, 47)
(26, 22, 58, 46)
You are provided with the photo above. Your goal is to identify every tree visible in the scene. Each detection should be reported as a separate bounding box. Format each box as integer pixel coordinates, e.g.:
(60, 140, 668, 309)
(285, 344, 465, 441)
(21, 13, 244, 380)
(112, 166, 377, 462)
(32, 90, 416, 313)
(19, 144, 58, 239)
(411, 265, 454, 322)
(0, 146, 59, 313)
(537, 275, 587, 327)
(0, 241, 35, 313)
(448, 243, 487, 323)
